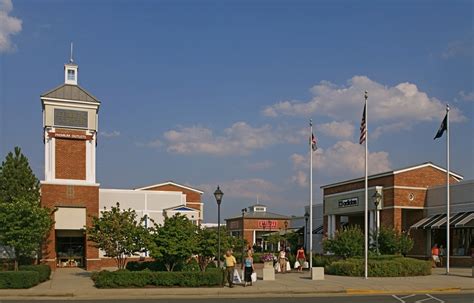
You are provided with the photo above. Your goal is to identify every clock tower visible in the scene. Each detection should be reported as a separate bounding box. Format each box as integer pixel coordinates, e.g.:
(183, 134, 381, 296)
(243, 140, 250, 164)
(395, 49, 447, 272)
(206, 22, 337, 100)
(40, 54, 102, 270)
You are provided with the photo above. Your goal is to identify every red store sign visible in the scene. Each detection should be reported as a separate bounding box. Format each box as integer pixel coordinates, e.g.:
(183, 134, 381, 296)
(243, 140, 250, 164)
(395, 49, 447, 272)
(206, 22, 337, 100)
(258, 220, 277, 229)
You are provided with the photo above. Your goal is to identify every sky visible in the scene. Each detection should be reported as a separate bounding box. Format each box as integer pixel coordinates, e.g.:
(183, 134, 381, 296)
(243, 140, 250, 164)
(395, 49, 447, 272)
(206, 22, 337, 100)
(0, 0, 472, 223)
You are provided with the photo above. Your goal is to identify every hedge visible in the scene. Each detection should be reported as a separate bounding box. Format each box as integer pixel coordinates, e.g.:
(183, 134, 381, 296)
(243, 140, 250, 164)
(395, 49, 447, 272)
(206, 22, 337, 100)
(19, 265, 51, 282)
(325, 257, 431, 277)
(0, 271, 40, 289)
(92, 269, 224, 288)
(126, 259, 201, 272)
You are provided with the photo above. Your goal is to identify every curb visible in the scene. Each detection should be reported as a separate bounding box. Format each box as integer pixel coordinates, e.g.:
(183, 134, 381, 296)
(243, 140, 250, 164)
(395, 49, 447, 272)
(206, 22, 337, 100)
(345, 287, 462, 295)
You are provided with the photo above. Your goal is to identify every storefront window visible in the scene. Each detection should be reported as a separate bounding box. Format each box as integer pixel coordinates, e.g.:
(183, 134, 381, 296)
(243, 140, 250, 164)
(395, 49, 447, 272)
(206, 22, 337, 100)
(431, 228, 473, 257)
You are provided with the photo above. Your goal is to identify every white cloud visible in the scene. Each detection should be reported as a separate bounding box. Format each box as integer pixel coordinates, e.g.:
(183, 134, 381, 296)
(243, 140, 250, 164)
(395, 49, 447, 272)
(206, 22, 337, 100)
(162, 122, 297, 156)
(263, 76, 465, 124)
(0, 0, 22, 53)
(290, 140, 391, 185)
(245, 160, 274, 171)
(197, 178, 279, 202)
(291, 170, 308, 187)
(458, 91, 474, 102)
(316, 121, 354, 139)
(136, 139, 162, 148)
(442, 39, 473, 59)
(100, 130, 121, 138)
(371, 122, 412, 139)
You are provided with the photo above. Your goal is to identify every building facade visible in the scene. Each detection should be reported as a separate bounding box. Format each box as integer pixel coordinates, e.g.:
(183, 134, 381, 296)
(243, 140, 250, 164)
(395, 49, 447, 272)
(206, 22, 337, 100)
(39, 59, 204, 270)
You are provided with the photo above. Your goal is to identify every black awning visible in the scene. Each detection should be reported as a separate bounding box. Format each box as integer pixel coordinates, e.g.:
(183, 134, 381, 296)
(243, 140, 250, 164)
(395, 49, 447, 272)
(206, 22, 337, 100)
(410, 212, 473, 229)
(313, 225, 323, 234)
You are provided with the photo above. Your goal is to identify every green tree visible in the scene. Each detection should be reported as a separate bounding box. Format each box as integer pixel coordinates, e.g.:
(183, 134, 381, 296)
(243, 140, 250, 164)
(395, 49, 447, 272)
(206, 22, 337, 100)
(376, 226, 400, 255)
(87, 203, 150, 270)
(149, 214, 198, 271)
(0, 199, 53, 271)
(0, 147, 40, 204)
(323, 226, 364, 258)
(195, 227, 235, 271)
(267, 232, 283, 252)
(398, 231, 414, 256)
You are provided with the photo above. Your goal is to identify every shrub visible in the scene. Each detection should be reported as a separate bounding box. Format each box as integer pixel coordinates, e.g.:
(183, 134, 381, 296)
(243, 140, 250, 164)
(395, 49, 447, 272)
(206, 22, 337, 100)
(323, 226, 364, 258)
(373, 227, 414, 256)
(92, 269, 224, 288)
(325, 257, 431, 277)
(312, 255, 342, 267)
(0, 271, 40, 288)
(19, 265, 51, 282)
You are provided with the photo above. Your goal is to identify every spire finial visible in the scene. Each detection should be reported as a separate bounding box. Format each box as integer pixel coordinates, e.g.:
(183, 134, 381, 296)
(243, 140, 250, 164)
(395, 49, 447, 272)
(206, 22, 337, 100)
(70, 42, 74, 63)
(365, 90, 368, 100)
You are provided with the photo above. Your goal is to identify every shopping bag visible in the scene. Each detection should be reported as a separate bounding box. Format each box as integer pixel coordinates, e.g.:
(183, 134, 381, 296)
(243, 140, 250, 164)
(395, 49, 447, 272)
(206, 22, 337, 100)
(233, 269, 242, 284)
(294, 260, 300, 269)
(286, 261, 291, 271)
(303, 261, 309, 269)
(251, 272, 257, 282)
(274, 263, 281, 272)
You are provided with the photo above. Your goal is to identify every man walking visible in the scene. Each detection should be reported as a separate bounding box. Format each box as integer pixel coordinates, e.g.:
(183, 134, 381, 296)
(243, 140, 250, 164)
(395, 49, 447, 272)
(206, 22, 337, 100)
(224, 250, 237, 287)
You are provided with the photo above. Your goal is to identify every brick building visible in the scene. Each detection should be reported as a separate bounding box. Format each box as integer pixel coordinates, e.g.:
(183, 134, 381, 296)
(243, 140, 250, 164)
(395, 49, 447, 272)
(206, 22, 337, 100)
(320, 162, 473, 266)
(225, 204, 290, 250)
(40, 58, 203, 270)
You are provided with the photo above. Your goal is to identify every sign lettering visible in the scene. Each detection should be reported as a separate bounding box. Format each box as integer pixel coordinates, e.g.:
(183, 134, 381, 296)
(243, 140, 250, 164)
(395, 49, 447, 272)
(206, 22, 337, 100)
(48, 132, 93, 141)
(338, 197, 359, 208)
(258, 220, 277, 229)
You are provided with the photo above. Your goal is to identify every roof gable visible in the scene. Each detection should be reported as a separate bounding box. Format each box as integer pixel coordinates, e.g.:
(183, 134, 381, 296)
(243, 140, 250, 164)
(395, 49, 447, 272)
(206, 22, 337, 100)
(135, 181, 204, 194)
(41, 84, 100, 103)
(164, 205, 198, 212)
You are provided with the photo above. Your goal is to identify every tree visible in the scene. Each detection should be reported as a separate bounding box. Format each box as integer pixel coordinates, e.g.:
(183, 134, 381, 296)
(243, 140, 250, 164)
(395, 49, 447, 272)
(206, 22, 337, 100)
(195, 227, 235, 271)
(87, 203, 150, 270)
(0, 147, 40, 205)
(323, 226, 364, 258)
(398, 231, 414, 257)
(149, 214, 198, 271)
(0, 199, 53, 271)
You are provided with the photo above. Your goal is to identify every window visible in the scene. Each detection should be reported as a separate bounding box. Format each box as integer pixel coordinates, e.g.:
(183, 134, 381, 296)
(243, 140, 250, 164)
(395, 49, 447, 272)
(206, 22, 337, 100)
(67, 69, 75, 81)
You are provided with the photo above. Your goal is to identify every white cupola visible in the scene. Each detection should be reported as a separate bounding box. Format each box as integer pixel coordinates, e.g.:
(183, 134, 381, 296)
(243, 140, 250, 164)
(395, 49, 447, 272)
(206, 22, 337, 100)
(64, 43, 78, 85)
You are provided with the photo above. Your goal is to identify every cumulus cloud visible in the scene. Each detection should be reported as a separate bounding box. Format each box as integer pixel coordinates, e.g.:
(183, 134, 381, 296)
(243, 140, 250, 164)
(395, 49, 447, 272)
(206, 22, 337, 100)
(100, 130, 121, 138)
(162, 122, 298, 156)
(457, 91, 474, 102)
(0, 0, 22, 53)
(290, 140, 391, 187)
(371, 122, 412, 139)
(291, 170, 308, 187)
(316, 121, 354, 139)
(442, 39, 473, 59)
(197, 178, 279, 202)
(263, 76, 465, 125)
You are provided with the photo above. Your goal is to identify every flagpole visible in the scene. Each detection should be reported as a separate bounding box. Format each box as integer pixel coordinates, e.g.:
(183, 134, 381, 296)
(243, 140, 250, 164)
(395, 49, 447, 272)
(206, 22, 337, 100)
(364, 91, 368, 280)
(446, 104, 450, 275)
(309, 119, 313, 273)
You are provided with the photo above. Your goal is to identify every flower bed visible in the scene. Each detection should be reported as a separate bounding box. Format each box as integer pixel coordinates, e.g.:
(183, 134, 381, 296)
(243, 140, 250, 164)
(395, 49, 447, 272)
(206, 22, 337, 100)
(325, 257, 431, 277)
(92, 269, 224, 288)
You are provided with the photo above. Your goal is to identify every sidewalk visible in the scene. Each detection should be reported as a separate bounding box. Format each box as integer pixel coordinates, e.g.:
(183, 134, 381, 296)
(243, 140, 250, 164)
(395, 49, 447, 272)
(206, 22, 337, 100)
(0, 267, 472, 300)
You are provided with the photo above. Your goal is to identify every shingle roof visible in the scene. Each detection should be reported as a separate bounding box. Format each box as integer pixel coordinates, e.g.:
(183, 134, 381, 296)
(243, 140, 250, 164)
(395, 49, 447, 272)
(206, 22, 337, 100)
(226, 211, 289, 220)
(41, 84, 100, 103)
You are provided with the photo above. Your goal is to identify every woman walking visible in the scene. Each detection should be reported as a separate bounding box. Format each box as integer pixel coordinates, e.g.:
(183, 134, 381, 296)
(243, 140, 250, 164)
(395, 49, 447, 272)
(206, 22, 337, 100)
(296, 246, 306, 272)
(242, 250, 255, 286)
(278, 248, 287, 273)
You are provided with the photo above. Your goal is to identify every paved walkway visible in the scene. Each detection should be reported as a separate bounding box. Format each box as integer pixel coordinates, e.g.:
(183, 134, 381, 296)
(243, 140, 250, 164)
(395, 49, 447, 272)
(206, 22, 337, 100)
(0, 267, 472, 300)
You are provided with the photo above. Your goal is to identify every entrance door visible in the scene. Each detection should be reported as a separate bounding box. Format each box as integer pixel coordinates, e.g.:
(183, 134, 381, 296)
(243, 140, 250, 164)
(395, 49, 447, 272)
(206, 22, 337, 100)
(56, 230, 85, 268)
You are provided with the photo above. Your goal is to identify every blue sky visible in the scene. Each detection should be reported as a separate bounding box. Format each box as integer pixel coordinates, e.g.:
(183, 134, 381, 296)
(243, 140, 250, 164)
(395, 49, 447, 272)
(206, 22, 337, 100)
(0, 0, 472, 222)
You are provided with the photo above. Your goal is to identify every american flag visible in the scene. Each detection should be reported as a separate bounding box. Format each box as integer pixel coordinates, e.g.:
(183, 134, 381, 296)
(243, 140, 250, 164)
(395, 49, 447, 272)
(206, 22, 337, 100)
(359, 104, 366, 144)
(311, 133, 317, 151)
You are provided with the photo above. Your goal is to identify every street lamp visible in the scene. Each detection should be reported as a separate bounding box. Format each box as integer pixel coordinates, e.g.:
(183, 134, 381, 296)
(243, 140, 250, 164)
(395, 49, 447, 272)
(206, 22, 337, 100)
(241, 208, 247, 264)
(214, 186, 223, 268)
(372, 191, 382, 255)
(304, 211, 309, 253)
(284, 220, 288, 251)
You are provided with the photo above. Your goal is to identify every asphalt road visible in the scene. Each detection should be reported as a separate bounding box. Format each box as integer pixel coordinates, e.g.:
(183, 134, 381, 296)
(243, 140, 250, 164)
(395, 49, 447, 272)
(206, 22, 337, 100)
(1, 293, 473, 303)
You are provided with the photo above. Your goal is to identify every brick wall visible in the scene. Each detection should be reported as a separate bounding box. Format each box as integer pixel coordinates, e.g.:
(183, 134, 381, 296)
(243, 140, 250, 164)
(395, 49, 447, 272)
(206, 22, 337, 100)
(55, 129, 86, 180)
(141, 184, 202, 211)
(226, 217, 290, 245)
(393, 166, 460, 188)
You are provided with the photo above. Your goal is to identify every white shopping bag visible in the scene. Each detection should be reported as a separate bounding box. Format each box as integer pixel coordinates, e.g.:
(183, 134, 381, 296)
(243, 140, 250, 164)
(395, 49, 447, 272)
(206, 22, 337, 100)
(233, 269, 242, 284)
(274, 263, 281, 272)
(294, 260, 300, 269)
(286, 261, 291, 271)
(303, 261, 309, 269)
(251, 272, 257, 282)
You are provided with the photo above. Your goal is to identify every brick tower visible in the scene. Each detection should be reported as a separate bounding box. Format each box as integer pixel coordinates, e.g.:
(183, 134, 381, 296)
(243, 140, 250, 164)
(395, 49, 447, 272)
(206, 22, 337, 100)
(40, 52, 101, 270)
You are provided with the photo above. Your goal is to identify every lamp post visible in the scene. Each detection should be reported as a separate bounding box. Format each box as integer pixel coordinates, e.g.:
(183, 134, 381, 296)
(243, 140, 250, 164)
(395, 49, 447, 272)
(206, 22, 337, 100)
(372, 191, 382, 255)
(284, 220, 288, 251)
(241, 208, 247, 264)
(214, 186, 223, 268)
(304, 211, 309, 253)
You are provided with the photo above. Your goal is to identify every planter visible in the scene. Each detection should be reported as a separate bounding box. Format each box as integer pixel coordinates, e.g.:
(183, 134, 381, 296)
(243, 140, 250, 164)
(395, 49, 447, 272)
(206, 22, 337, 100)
(264, 261, 273, 268)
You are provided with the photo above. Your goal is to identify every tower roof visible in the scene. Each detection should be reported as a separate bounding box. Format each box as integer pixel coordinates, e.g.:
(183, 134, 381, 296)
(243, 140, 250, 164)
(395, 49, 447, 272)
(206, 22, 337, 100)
(41, 84, 100, 103)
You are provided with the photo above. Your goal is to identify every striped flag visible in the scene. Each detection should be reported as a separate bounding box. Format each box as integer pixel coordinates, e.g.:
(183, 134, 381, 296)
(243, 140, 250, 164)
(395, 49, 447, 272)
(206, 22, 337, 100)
(311, 133, 317, 151)
(359, 104, 367, 144)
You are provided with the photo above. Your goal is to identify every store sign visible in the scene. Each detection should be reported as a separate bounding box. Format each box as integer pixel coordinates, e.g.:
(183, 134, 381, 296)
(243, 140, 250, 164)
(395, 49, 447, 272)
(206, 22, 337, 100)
(258, 220, 277, 229)
(48, 132, 93, 140)
(338, 197, 358, 208)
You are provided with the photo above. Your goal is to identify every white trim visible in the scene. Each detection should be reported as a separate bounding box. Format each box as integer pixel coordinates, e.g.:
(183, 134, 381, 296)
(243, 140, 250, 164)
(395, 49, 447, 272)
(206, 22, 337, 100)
(135, 181, 204, 194)
(186, 201, 203, 204)
(324, 186, 382, 198)
(382, 205, 425, 210)
(321, 162, 463, 189)
(42, 98, 100, 108)
(40, 180, 100, 187)
(100, 188, 181, 195)
(386, 186, 428, 191)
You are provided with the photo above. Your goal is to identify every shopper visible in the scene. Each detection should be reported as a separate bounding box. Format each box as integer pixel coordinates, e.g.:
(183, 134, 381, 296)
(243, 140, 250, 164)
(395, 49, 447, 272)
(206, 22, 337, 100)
(431, 244, 440, 268)
(278, 248, 287, 273)
(296, 246, 306, 272)
(224, 250, 237, 287)
(242, 250, 255, 286)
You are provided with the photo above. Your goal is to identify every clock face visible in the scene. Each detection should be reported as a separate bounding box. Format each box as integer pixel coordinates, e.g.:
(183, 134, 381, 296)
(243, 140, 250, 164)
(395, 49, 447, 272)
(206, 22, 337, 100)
(408, 193, 415, 201)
